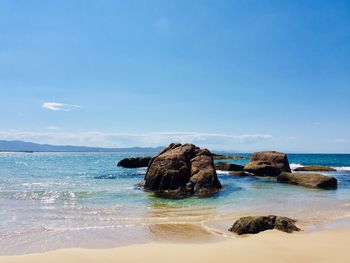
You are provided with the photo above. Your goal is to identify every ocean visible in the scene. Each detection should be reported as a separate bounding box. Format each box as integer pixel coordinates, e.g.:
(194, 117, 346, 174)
(0, 152, 350, 255)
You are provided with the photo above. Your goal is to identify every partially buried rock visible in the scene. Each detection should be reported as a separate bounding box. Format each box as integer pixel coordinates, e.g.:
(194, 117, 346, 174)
(214, 162, 244, 171)
(117, 157, 151, 168)
(294, 165, 336, 172)
(229, 215, 300, 235)
(244, 151, 291, 177)
(143, 143, 222, 198)
(277, 172, 337, 189)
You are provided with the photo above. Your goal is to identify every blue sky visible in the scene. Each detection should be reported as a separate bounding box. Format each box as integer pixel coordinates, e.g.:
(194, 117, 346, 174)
(0, 0, 349, 152)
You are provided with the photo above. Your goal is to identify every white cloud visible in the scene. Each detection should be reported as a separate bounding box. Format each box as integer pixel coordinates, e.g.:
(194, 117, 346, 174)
(0, 130, 273, 150)
(47, 126, 59, 130)
(42, 102, 80, 111)
(333, 138, 349, 143)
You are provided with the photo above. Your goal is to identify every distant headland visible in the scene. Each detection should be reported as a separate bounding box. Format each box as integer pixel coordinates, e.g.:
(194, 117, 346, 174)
(0, 140, 165, 153)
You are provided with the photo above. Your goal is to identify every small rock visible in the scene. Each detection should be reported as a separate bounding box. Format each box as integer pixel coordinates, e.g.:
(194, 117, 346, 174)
(229, 171, 252, 176)
(214, 162, 244, 171)
(117, 157, 151, 168)
(229, 215, 300, 235)
(294, 165, 336, 172)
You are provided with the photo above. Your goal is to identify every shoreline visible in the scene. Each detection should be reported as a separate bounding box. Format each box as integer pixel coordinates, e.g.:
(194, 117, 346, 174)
(1, 229, 350, 263)
(2, 205, 350, 256)
(1, 152, 349, 258)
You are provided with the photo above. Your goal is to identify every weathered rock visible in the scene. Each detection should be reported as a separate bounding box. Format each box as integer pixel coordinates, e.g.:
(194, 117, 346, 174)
(143, 143, 222, 198)
(244, 151, 291, 176)
(229, 215, 300, 235)
(214, 162, 244, 171)
(277, 172, 337, 189)
(294, 165, 336, 172)
(274, 216, 301, 233)
(117, 157, 151, 168)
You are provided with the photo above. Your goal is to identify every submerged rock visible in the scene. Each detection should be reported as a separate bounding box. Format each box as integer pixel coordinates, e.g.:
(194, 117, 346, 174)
(229, 215, 300, 235)
(277, 172, 337, 189)
(214, 162, 244, 171)
(294, 165, 336, 172)
(117, 157, 151, 168)
(143, 143, 222, 198)
(244, 151, 291, 177)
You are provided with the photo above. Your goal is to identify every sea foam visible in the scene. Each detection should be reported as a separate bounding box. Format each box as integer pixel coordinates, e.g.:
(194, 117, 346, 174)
(333, 166, 350, 172)
(290, 163, 304, 170)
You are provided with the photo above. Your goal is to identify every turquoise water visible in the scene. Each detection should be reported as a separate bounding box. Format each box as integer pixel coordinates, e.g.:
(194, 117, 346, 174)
(0, 152, 350, 255)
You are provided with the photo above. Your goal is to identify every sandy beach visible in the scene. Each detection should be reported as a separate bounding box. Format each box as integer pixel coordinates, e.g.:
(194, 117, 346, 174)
(1, 229, 350, 263)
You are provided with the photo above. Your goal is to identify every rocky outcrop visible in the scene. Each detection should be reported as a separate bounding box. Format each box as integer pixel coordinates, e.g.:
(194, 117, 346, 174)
(243, 151, 291, 176)
(294, 166, 336, 172)
(143, 143, 222, 198)
(214, 162, 244, 171)
(117, 157, 151, 168)
(229, 215, 300, 235)
(277, 172, 337, 189)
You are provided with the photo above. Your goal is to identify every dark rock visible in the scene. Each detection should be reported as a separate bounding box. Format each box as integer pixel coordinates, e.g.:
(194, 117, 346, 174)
(229, 215, 300, 235)
(229, 171, 252, 177)
(244, 151, 291, 176)
(117, 157, 151, 168)
(294, 165, 336, 172)
(274, 217, 301, 233)
(277, 172, 337, 189)
(214, 162, 244, 171)
(143, 143, 221, 198)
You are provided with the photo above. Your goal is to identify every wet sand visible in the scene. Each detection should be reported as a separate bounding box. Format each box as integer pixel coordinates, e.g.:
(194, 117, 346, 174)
(1, 229, 350, 263)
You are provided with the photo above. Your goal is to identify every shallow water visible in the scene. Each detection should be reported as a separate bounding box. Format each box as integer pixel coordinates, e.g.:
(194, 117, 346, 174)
(0, 152, 350, 255)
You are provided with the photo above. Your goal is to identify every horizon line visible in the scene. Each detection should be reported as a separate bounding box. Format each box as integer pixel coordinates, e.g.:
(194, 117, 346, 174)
(0, 139, 349, 155)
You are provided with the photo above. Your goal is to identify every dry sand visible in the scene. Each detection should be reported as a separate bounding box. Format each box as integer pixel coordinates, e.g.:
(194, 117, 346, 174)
(1, 229, 350, 263)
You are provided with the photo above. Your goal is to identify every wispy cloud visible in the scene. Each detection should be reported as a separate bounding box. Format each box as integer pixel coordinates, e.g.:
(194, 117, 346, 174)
(46, 126, 59, 130)
(42, 102, 80, 111)
(333, 138, 349, 143)
(0, 130, 273, 150)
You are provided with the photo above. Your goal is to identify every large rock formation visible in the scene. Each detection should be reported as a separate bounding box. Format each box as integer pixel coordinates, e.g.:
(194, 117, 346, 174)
(244, 151, 291, 176)
(294, 166, 336, 172)
(277, 172, 337, 189)
(143, 143, 222, 198)
(229, 215, 300, 235)
(117, 157, 151, 168)
(214, 162, 244, 171)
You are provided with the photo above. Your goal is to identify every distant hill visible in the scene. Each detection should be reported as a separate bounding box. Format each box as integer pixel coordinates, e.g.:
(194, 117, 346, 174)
(0, 140, 164, 153)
